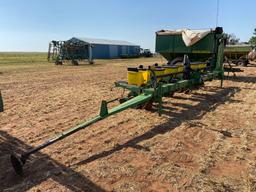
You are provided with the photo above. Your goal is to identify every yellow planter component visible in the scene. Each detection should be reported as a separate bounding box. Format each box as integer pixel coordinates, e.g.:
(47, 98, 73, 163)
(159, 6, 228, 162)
(190, 63, 207, 70)
(177, 65, 184, 73)
(127, 70, 150, 86)
(140, 70, 150, 83)
(163, 66, 178, 75)
(151, 68, 165, 82)
(154, 69, 165, 76)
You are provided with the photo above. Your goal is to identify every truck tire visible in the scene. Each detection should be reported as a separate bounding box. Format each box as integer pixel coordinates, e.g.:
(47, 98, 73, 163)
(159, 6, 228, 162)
(242, 60, 248, 67)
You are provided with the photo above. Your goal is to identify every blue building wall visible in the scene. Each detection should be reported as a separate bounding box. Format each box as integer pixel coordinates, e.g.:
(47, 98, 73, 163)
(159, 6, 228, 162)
(91, 44, 140, 59)
(91, 44, 110, 59)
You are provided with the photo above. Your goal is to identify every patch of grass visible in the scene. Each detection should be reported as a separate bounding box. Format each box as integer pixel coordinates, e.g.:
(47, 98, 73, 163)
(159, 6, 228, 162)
(0, 52, 51, 72)
(0, 52, 47, 65)
(0, 53, 166, 73)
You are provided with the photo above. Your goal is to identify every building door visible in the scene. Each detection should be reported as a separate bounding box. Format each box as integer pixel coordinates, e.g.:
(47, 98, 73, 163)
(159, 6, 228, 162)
(122, 46, 127, 55)
(109, 45, 118, 58)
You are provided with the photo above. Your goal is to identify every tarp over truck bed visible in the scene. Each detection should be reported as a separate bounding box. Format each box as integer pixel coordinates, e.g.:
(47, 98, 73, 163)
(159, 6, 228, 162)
(156, 29, 211, 47)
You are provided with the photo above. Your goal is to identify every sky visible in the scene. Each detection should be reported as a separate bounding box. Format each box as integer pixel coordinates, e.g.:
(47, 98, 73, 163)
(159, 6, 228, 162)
(0, 0, 255, 52)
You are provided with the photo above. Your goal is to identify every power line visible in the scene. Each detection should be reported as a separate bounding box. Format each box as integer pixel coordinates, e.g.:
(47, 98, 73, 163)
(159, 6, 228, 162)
(216, 0, 220, 26)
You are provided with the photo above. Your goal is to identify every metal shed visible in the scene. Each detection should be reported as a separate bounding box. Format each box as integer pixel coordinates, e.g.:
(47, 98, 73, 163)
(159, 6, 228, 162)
(65, 37, 140, 62)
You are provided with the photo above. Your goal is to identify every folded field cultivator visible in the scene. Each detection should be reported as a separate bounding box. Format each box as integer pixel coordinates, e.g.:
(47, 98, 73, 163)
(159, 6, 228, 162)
(10, 27, 227, 175)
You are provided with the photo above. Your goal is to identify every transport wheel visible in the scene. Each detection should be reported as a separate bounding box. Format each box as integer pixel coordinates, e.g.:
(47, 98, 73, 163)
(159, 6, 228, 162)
(242, 60, 248, 67)
(72, 60, 79, 65)
(237, 61, 244, 66)
(55, 61, 63, 65)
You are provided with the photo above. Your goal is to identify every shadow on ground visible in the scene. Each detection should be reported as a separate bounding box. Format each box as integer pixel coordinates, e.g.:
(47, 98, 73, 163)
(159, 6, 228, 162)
(225, 75, 256, 83)
(0, 85, 241, 191)
(75, 86, 241, 166)
(0, 131, 106, 192)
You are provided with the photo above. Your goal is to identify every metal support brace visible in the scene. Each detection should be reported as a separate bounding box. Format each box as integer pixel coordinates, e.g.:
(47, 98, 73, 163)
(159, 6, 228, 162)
(88, 44, 93, 64)
(0, 91, 3, 112)
(215, 38, 225, 87)
(157, 84, 163, 116)
(99, 100, 108, 117)
(220, 74, 224, 87)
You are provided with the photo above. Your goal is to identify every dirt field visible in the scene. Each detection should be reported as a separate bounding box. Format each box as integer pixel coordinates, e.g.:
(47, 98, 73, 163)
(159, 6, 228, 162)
(0, 54, 256, 192)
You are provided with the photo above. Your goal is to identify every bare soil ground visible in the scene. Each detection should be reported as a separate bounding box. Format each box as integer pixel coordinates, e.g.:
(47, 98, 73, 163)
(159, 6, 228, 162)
(0, 56, 256, 192)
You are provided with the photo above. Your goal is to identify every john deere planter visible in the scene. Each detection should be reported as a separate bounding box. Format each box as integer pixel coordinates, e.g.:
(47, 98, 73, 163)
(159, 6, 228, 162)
(10, 27, 226, 175)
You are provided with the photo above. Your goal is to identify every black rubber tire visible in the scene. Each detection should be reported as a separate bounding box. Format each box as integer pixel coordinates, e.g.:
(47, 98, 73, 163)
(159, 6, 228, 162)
(242, 60, 249, 67)
(55, 61, 63, 65)
(72, 60, 79, 66)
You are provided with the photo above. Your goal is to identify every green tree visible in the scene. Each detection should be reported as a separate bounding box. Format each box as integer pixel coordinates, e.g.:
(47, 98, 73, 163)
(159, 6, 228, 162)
(249, 28, 256, 46)
(225, 33, 240, 45)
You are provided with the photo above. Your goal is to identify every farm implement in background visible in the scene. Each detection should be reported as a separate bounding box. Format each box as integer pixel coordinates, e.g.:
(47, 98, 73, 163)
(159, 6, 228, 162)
(10, 27, 226, 176)
(47, 40, 92, 65)
(224, 44, 255, 66)
(223, 45, 256, 76)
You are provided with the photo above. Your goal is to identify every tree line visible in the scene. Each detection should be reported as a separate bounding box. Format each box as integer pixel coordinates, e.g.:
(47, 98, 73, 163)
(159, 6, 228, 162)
(226, 28, 256, 46)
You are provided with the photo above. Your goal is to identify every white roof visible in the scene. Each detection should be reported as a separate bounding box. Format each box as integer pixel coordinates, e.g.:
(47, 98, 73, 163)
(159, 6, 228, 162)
(72, 37, 138, 46)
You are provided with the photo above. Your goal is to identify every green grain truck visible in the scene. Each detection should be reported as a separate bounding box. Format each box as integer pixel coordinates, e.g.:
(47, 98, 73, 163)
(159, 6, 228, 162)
(224, 44, 254, 66)
(155, 27, 225, 70)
